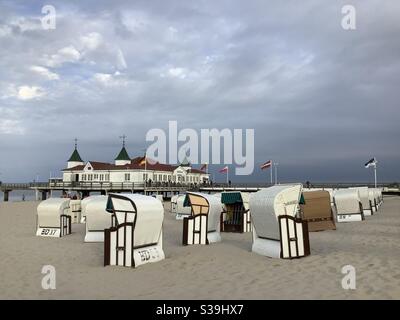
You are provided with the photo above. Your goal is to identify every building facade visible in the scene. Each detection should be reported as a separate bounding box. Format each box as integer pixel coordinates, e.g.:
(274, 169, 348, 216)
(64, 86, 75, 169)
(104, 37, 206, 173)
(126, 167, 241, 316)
(62, 144, 209, 185)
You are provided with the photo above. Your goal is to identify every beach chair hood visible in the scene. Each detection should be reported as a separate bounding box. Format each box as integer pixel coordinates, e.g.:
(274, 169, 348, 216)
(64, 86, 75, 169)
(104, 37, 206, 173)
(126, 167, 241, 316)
(250, 184, 302, 240)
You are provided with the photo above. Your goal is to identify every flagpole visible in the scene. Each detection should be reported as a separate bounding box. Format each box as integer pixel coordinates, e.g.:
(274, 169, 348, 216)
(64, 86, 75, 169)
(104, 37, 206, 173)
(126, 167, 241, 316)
(144, 150, 147, 195)
(227, 167, 229, 185)
(270, 164, 273, 185)
(274, 162, 279, 185)
(374, 163, 377, 188)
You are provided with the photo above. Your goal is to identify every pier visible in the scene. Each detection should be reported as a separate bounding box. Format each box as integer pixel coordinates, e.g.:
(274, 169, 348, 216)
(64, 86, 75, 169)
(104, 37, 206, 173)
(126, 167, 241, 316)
(1, 181, 399, 202)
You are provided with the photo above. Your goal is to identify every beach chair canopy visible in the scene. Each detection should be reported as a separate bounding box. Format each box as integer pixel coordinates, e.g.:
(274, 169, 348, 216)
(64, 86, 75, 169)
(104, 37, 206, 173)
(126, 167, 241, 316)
(334, 189, 362, 214)
(250, 184, 302, 240)
(81, 195, 105, 217)
(184, 192, 221, 232)
(106, 194, 164, 248)
(37, 198, 70, 227)
(85, 196, 110, 232)
(374, 189, 382, 201)
(221, 192, 250, 210)
(301, 190, 336, 231)
(368, 189, 376, 202)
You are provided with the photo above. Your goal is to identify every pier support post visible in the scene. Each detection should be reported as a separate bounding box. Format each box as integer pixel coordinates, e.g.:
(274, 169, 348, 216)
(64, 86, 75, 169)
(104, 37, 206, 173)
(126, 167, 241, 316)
(82, 191, 90, 198)
(35, 189, 40, 201)
(41, 191, 47, 201)
(3, 190, 10, 202)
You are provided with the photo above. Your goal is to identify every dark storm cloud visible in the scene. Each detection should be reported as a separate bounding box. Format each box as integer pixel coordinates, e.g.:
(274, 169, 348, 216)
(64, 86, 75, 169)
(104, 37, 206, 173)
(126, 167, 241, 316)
(0, 0, 399, 182)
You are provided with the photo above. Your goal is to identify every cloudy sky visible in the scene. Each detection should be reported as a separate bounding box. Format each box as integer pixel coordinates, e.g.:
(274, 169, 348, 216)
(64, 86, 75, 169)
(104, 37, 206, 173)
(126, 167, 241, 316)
(0, 0, 399, 183)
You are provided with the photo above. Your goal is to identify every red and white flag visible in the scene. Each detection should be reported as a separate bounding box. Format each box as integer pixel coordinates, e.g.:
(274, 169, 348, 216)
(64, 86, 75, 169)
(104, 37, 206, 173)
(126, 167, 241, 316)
(260, 160, 272, 170)
(219, 166, 229, 173)
(200, 163, 208, 171)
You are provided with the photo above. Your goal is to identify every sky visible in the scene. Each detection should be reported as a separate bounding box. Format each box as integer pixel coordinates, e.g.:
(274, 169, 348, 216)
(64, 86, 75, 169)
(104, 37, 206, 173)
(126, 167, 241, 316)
(0, 0, 399, 183)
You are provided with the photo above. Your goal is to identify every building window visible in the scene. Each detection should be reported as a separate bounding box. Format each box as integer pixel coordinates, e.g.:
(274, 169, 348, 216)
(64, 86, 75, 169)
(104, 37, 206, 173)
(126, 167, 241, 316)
(125, 173, 130, 181)
(105, 174, 110, 181)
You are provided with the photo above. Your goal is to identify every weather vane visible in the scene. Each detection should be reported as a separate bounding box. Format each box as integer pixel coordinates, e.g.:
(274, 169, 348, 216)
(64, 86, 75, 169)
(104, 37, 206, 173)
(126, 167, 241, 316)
(119, 134, 127, 147)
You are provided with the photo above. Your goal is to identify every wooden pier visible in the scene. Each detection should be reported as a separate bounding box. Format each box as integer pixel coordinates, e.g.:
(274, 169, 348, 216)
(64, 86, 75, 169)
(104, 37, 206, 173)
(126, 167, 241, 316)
(0, 181, 398, 202)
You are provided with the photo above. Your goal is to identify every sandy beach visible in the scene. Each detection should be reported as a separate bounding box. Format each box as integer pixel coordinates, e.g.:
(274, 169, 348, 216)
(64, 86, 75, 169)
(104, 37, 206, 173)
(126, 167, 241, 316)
(0, 196, 399, 300)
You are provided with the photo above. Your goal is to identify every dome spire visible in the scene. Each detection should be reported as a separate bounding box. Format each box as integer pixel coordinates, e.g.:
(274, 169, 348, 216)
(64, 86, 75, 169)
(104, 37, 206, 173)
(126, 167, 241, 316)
(67, 138, 84, 168)
(115, 135, 131, 165)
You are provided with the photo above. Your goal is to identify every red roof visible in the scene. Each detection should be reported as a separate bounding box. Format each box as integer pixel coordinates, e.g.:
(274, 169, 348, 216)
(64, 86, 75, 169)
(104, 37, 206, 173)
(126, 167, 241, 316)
(63, 157, 206, 174)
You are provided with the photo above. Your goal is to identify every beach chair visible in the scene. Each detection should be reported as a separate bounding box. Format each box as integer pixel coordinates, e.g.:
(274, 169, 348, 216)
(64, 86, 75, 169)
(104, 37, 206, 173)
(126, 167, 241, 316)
(182, 192, 222, 245)
(80, 195, 105, 223)
(368, 189, 378, 213)
(300, 190, 336, 231)
(173, 194, 192, 220)
(36, 198, 71, 237)
(84, 195, 110, 242)
(350, 187, 373, 216)
(69, 199, 82, 223)
(374, 188, 383, 209)
(220, 191, 252, 233)
(104, 194, 164, 268)
(333, 189, 364, 222)
(249, 184, 310, 259)
(153, 194, 164, 204)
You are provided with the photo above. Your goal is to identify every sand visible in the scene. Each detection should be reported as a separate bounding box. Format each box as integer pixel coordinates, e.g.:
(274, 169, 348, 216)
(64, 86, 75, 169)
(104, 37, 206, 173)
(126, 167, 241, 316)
(0, 196, 399, 299)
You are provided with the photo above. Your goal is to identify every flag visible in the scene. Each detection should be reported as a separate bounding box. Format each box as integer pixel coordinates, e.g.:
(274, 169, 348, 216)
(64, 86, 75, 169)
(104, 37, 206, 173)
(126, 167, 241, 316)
(139, 157, 146, 166)
(219, 166, 228, 173)
(200, 163, 207, 171)
(260, 160, 272, 170)
(365, 158, 377, 168)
